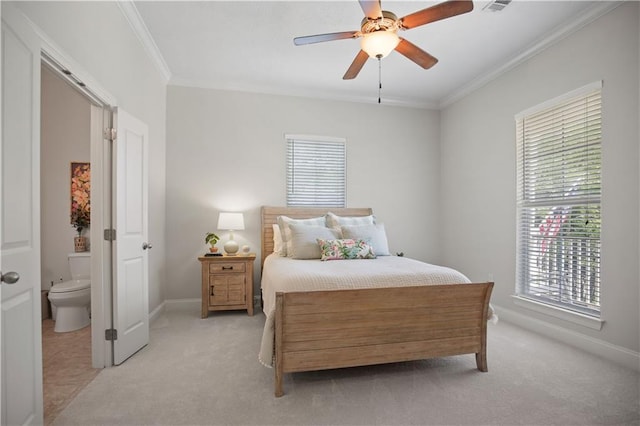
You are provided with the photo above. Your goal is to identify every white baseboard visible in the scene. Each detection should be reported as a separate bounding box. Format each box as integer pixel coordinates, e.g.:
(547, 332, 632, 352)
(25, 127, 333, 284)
(494, 304, 640, 372)
(164, 298, 200, 311)
(149, 298, 200, 321)
(149, 301, 165, 324)
(163, 297, 263, 313)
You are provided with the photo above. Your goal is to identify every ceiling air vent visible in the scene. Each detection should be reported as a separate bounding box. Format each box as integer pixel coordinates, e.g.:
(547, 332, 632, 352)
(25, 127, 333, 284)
(483, 0, 512, 12)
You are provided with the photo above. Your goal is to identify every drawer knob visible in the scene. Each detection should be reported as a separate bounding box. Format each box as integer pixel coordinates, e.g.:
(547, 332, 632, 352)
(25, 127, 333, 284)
(222, 266, 234, 270)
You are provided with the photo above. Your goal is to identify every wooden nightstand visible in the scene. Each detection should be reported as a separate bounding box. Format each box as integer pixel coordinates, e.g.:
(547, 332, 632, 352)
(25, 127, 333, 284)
(198, 254, 255, 318)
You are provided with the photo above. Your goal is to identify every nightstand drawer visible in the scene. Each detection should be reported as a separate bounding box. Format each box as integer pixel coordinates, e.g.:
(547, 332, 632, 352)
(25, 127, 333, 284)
(209, 262, 245, 273)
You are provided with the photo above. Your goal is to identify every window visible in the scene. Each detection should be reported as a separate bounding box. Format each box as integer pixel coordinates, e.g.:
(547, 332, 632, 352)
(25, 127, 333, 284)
(515, 82, 602, 316)
(286, 134, 346, 207)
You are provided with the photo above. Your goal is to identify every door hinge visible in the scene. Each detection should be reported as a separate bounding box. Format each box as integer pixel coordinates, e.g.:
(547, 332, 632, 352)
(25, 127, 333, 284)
(104, 229, 116, 241)
(105, 329, 118, 341)
(103, 128, 117, 141)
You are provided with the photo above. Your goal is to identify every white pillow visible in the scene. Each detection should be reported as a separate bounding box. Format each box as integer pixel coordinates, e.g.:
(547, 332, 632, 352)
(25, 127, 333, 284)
(326, 212, 375, 230)
(341, 223, 390, 256)
(272, 224, 283, 255)
(277, 215, 326, 257)
(289, 224, 340, 259)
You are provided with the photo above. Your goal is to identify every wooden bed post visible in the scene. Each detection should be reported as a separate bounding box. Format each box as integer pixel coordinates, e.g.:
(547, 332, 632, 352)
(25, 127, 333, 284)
(475, 282, 493, 372)
(476, 351, 487, 372)
(274, 292, 284, 397)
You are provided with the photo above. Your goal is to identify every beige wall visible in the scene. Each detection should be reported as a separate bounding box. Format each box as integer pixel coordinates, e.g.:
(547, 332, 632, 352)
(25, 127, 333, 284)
(40, 65, 91, 290)
(440, 3, 640, 354)
(165, 87, 441, 300)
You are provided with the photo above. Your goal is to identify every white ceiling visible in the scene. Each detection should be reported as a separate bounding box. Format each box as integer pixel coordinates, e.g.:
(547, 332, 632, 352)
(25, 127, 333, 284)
(132, 1, 615, 108)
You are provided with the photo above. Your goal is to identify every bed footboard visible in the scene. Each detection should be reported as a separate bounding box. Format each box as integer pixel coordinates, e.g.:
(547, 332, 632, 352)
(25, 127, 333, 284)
(274, 282, 493, 397)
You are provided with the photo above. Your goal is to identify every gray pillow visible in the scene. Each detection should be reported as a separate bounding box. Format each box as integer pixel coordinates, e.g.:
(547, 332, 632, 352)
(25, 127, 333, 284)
(325, 212, 375, 230)
(341, 223, 390, 256)
(277, 215, 326, 257)
(289, 224, 340, 259)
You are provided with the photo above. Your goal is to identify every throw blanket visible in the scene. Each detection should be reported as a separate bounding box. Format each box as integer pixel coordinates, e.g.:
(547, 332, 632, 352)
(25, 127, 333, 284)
(258, 254, 495, 367)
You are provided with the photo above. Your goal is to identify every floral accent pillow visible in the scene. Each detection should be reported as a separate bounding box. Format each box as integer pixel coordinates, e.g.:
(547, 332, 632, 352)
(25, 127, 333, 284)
(317, 238, 377, 261)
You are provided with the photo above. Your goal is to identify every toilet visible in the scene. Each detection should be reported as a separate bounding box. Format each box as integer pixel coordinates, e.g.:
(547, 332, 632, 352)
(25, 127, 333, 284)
(48, 252, 91, 333)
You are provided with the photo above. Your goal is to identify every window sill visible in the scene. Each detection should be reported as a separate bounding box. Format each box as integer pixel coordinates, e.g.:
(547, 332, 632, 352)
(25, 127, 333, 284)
(511, 296, 604, 331)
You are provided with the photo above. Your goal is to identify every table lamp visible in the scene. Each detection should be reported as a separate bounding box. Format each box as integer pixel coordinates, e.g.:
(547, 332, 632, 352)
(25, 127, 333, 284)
(217, 212, 245, 256)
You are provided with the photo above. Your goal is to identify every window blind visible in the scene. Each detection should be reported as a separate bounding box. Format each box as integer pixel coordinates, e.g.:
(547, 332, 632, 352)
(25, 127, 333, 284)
(286, 135, 346, 207)
(515, 83, 602, 316)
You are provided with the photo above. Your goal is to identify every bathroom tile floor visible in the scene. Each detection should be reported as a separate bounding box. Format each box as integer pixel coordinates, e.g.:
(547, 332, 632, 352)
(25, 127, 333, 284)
(42, 319, 100, 425)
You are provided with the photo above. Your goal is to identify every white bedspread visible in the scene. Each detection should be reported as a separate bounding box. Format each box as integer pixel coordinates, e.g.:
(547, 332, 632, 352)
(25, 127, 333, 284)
(258, 254, 494, 367)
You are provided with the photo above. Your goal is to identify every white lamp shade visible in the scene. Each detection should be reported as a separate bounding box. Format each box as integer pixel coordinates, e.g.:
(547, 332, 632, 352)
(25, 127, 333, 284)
(217, 212, 245, 231)
(361, 30, 400, 58)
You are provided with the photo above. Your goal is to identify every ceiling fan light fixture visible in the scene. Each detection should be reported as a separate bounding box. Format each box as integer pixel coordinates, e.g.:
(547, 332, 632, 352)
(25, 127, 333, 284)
(360, 30, 400, 58)
(294, 1, 474, 80)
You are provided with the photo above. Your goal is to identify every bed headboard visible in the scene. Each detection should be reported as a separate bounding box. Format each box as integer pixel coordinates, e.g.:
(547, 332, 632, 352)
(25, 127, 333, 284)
(260, 206, 373, 269)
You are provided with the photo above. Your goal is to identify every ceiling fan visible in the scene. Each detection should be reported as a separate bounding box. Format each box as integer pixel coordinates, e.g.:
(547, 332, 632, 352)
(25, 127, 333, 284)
(293, 0, 474, 80)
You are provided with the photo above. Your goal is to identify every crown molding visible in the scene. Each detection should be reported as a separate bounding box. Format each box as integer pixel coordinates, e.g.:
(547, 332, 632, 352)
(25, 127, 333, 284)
(439, 1, 623, 109)
(117, 0, 172, 83)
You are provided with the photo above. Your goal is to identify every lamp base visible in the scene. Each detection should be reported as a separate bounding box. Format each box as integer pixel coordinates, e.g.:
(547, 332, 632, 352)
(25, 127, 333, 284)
(224, 239, 239, 256)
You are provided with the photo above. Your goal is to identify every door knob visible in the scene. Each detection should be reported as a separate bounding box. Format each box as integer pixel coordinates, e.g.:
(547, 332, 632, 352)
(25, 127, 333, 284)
(142, 242, 153, 250)
(0, 271, 20, 284)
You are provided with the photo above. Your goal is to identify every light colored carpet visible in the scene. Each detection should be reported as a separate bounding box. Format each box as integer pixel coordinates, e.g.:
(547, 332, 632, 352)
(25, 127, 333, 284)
(53, 306, 639, 425)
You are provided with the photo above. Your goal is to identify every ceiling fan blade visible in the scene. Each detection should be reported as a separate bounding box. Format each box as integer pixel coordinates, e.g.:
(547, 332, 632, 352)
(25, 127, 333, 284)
(400, 0, 473, 30)
(294, 31, 359, 46)
(395, 38, 438, 69)
(359, 0, 383, 20)
(343, 50, 369, 80)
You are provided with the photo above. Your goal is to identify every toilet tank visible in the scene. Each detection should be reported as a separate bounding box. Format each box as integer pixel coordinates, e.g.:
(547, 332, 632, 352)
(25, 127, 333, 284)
(68, 252, 91, 280)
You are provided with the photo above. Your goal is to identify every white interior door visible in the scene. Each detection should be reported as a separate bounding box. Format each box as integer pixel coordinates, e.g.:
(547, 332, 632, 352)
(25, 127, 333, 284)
(112, 108, 149, 365)
(1, 5, 44, 425)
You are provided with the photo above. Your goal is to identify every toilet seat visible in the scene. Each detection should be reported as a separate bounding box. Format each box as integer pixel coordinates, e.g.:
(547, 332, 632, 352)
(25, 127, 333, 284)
(50, 279, 90, 294)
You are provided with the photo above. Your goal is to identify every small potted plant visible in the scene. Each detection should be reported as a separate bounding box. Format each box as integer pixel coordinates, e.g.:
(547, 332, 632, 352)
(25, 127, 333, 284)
(71, 206, 90, 252)
(205, 232, 220, 253)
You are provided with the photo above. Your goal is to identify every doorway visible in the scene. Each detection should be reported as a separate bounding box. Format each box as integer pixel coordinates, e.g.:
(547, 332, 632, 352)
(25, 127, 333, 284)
(39, 51, 117, 373)
(40, 63, 98, 424)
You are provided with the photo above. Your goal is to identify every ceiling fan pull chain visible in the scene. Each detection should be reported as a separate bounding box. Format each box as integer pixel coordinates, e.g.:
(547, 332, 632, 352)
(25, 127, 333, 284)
(377, 55, 382, 104)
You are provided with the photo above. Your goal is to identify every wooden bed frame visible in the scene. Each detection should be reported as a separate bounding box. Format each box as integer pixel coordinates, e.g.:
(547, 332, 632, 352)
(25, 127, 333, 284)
(261, 206, 494, 397)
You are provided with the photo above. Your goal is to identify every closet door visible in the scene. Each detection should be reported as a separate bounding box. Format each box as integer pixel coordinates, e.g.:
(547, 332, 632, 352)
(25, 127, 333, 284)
(1, 4, 44, 425)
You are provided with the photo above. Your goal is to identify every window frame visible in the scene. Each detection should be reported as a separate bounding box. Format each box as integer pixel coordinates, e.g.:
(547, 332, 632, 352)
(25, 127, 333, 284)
(515, 82, 602, 318)
(285, 134, 347, 208)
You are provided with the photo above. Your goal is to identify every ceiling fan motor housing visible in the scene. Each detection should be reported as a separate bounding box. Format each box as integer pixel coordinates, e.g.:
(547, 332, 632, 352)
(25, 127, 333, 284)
(360, 10, 399, 34)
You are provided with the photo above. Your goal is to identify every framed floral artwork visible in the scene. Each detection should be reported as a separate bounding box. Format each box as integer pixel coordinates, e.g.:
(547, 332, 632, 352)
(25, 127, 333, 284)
(70, 162, 91, 236)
